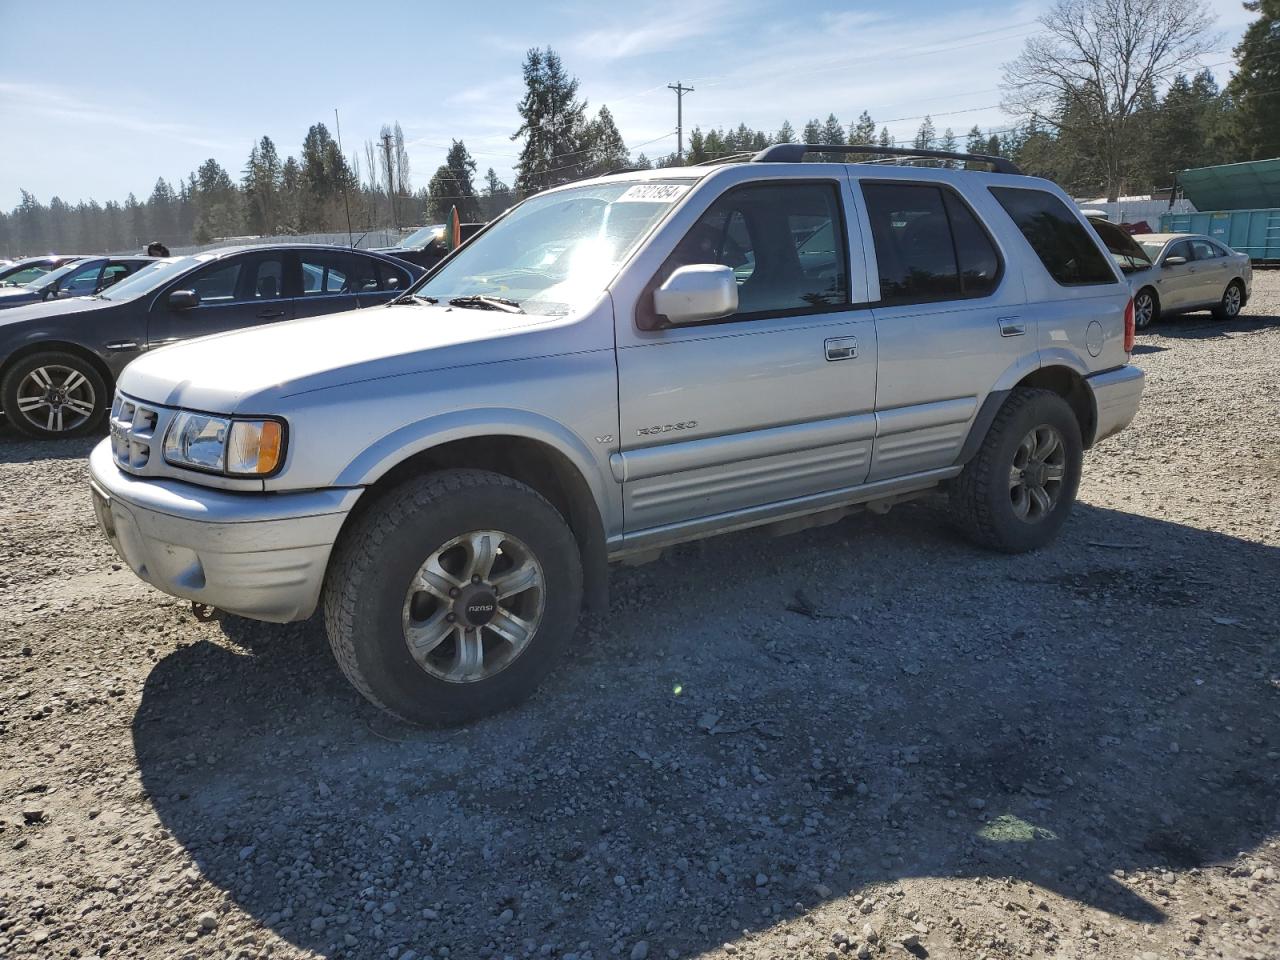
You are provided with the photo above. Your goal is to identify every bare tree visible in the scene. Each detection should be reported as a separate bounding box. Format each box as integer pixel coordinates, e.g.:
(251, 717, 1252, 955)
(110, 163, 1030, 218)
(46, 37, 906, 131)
(393, 122, 411, 196)
(1002, 0, 1217, 199)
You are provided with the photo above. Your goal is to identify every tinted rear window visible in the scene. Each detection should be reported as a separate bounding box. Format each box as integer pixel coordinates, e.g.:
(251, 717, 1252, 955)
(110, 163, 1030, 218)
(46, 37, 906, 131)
(990, 187, 1116, 286)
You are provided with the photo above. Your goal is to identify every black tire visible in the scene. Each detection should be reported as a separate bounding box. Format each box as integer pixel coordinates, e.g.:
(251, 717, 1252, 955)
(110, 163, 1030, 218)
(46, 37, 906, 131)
(1212, 279, 1245, 321)
(949, 388, 1083, 553)
(1, 350, 108, 439)
(323, 469, 583, 726)
(1133, 287, 1159, 330)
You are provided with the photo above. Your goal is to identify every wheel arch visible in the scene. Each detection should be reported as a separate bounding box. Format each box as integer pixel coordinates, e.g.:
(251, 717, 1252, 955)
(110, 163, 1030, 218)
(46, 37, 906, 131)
(332, 424, 611, 612)
(958, 364, 1098, 465)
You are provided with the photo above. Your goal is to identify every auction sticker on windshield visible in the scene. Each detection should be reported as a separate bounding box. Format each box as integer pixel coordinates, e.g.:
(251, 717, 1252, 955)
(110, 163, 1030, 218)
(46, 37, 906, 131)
(616, 183, 689, 203)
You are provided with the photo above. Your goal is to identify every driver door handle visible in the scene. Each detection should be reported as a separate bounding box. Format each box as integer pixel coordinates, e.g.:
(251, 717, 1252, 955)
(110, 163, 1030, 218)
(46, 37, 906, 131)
(999, 317, 1026, 337)
(257, 308, 287, 319)
(825, 337, 858, 361)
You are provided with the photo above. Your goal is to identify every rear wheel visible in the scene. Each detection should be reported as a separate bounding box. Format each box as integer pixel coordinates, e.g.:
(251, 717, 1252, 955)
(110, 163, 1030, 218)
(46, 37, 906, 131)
(949, 388, 1083, 553)
(1, 351, 107, 439)
(1212, 279, 1244, 321)
(323, 469, 583, 725)
(1133, 288, 1159, 330)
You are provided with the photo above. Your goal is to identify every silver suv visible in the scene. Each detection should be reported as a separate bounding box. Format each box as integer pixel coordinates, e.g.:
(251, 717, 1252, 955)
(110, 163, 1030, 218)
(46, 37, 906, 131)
(89, 144, 1145, 725)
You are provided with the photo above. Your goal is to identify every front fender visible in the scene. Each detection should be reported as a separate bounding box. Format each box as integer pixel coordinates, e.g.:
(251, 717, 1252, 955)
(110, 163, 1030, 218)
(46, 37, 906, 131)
(333, 406, 615, 531)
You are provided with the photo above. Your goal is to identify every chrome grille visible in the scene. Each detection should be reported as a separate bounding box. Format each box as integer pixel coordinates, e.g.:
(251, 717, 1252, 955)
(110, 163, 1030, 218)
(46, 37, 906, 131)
(109, 393, 160, 471)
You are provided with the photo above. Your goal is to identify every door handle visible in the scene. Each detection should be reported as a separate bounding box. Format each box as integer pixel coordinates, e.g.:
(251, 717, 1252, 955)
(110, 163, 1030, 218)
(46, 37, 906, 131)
(998, 317, 1026, 337)
(257, 308, 287, 319)
(824, 337, 858, 361)
(104, 340, 138, 352)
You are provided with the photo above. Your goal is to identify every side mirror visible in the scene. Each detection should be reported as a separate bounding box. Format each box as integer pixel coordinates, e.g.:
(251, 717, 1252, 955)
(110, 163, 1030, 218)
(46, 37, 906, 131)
(652, 264, 738, 326)
(168, 289, 200, 309)
(1163, 256, 1187, 267)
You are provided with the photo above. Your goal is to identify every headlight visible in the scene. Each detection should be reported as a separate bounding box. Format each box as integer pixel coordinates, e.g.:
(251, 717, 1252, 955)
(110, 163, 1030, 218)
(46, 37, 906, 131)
(163, 413, 285, 476)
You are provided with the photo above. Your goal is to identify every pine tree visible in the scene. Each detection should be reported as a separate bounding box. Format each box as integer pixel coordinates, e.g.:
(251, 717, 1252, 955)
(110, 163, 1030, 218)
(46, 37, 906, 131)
(775, 120, 796, 144)
(587, 106, 629, 175)
(819, 113, 845, 161)
(939, 128, 959, 168)
(146, 178, 177, 245)
(124, 192, 146, 249)
(965, 126, 987, 155)
(632, 153, 653, 169)
(513, 47, 589, 194)
(193, 159, 240, 243)
(688, 127, 708, 163)
(242, 136, 283, 236)
(427, 140, 482, 222)
(802, 118, 822, 147)
(913, 116, 936, 151)
(878, 127, 892, 148)
(1227, 0, 1280, 161)
(480, 168, 513, 220)
(849, 111, 876, 145)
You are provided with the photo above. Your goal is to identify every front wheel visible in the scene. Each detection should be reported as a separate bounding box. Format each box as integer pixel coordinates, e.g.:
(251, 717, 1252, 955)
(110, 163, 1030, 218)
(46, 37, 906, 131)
(1, 351, 107, 439)
(949, 388, 1083, 553)
(1133, 288, 1159, 330)
(1212, 279, 1244, 321)
(323, 469, 583, 726)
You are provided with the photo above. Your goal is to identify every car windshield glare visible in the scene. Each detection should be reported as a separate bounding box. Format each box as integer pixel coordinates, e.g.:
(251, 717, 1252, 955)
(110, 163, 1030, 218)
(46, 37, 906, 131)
(1139, 241, 1168, 259)
(414, 181, 692, 317)
(100, 255, 212, 300)
(398, 225, 443, 248)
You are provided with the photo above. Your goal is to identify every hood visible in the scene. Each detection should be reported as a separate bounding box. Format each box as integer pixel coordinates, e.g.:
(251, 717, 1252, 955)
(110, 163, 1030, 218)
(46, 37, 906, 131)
(0, 287, 43, 308)
(0, 294, 114, 328)
(117, 300, 608, 413)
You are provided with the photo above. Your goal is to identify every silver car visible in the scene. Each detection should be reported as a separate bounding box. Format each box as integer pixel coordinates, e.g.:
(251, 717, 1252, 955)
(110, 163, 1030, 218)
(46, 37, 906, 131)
(1129, 232, 1252, 328)
(89, 144, 1146, 725)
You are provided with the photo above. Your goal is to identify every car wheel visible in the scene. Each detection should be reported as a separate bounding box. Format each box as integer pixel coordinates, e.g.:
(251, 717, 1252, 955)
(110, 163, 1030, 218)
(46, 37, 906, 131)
(1133, 288, 1159, 330)
(323, 469, 583, 725)
(949, 388, 1083, 553)
(1, 351, 108, 439)
(1212, 279, 1244, 321)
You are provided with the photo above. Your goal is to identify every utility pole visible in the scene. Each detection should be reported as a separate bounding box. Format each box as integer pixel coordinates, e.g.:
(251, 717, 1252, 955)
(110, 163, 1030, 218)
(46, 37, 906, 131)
(668, 82, 694, 161)
(380, 130, 398, 229)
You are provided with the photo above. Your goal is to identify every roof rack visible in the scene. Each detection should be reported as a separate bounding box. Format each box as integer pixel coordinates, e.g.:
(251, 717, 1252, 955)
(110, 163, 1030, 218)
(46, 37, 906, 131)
(752, 143, 1022, 175)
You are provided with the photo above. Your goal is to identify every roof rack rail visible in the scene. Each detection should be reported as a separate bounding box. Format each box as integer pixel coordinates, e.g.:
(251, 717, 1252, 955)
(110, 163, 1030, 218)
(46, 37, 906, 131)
(693, 151, 755, 166)
(752, 143, 1022, 175)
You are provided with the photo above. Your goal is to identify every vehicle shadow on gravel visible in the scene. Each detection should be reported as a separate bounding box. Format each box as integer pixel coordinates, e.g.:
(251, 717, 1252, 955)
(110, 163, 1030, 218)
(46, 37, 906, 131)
(131, 503, 1279, 958)
(0, 425, 101, 463)
(1147, 305, 1279, 340)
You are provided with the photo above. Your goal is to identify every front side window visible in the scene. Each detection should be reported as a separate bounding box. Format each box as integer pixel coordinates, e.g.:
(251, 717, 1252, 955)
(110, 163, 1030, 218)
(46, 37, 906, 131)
(1166, 240, 1194, 262)
(58, 261, 105, 296)
(989, 187, 1116, 286)
(644, 181, 849, 325)
(187, 254, 285, 304)
(190, 262, 241, 303)
(862, 182, 1000, 305)
(415, 179, 692, 317)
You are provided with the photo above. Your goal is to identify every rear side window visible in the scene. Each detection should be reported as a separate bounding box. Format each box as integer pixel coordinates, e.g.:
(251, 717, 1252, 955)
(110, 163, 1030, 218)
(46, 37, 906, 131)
(989, 187, 1116, 286)
(862, 182, 1000, 305)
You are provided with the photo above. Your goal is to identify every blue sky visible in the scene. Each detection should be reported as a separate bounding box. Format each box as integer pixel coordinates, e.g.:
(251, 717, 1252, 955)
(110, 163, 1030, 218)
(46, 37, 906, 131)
(0, 0, 1255, 211)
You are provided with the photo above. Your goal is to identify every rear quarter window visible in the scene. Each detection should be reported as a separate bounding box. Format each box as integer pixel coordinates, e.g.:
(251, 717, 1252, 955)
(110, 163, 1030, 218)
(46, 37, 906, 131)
(990, 187, 1117, 286)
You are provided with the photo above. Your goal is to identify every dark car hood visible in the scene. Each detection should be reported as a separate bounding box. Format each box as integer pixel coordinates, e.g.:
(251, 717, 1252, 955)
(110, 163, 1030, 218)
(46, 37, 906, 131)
(0, 295, 115, 328)
(0, 288, 44, 308)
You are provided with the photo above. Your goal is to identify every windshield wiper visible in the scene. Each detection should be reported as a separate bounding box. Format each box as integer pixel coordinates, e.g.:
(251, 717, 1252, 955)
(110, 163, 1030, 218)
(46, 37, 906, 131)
(448, 295, 524, 314)
(395, 293, 438, 305)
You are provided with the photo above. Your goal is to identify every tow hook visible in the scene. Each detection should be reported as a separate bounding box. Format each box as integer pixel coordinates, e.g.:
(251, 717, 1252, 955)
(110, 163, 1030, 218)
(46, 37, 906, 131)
(191, 602, 222, 623)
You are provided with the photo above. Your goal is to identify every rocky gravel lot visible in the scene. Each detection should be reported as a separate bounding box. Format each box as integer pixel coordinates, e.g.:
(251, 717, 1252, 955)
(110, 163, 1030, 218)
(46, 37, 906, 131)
(1, 275, 1278, 960)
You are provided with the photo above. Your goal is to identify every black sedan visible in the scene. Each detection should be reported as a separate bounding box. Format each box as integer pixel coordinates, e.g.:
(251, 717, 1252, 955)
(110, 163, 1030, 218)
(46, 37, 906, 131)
(0, 244, 423, 438)
(0, 255, 85, 288)
(0, 256, 155, 310)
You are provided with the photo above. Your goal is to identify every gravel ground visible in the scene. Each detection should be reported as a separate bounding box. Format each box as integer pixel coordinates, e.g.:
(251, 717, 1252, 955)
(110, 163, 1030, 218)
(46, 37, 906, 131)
(1, 275, 1278, 960)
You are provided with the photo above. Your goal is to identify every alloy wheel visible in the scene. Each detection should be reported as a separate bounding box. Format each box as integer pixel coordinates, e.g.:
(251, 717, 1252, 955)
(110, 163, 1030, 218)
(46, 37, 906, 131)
(402, 529, 546, 683)
(1223, 284, 1242, 317)
(1134, 292, 1155, 329)
(1009, 425, 1066, 523)
(13, 364, 97, 434)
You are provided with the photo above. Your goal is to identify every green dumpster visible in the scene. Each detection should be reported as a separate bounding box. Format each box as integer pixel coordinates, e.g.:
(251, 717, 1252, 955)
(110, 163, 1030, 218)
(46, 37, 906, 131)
(1161, 158, 1280, 262)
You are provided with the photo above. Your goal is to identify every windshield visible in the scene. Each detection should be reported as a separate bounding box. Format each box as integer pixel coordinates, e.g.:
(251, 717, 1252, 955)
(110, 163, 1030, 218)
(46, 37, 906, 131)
(1139, 240, 1169, 259)
(20, 261, 79, 290)
(413, 180, 692, 317)
(100, 255, 211, 300)
(398, 225, 443, 249)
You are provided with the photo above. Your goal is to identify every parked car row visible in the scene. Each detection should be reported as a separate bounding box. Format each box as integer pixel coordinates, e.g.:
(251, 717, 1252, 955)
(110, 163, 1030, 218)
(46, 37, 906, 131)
(0, 244, 423, 437)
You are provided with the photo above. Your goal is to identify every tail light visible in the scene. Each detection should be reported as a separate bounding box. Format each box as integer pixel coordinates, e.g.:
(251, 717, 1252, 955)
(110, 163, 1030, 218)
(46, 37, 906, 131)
(1123, 296, 1135, 354)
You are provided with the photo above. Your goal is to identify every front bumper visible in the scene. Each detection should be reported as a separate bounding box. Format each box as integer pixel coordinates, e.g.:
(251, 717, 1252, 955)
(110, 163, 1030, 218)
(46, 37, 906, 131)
(1086, 364, 1145, 446)
(87, 440, 362, 622)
